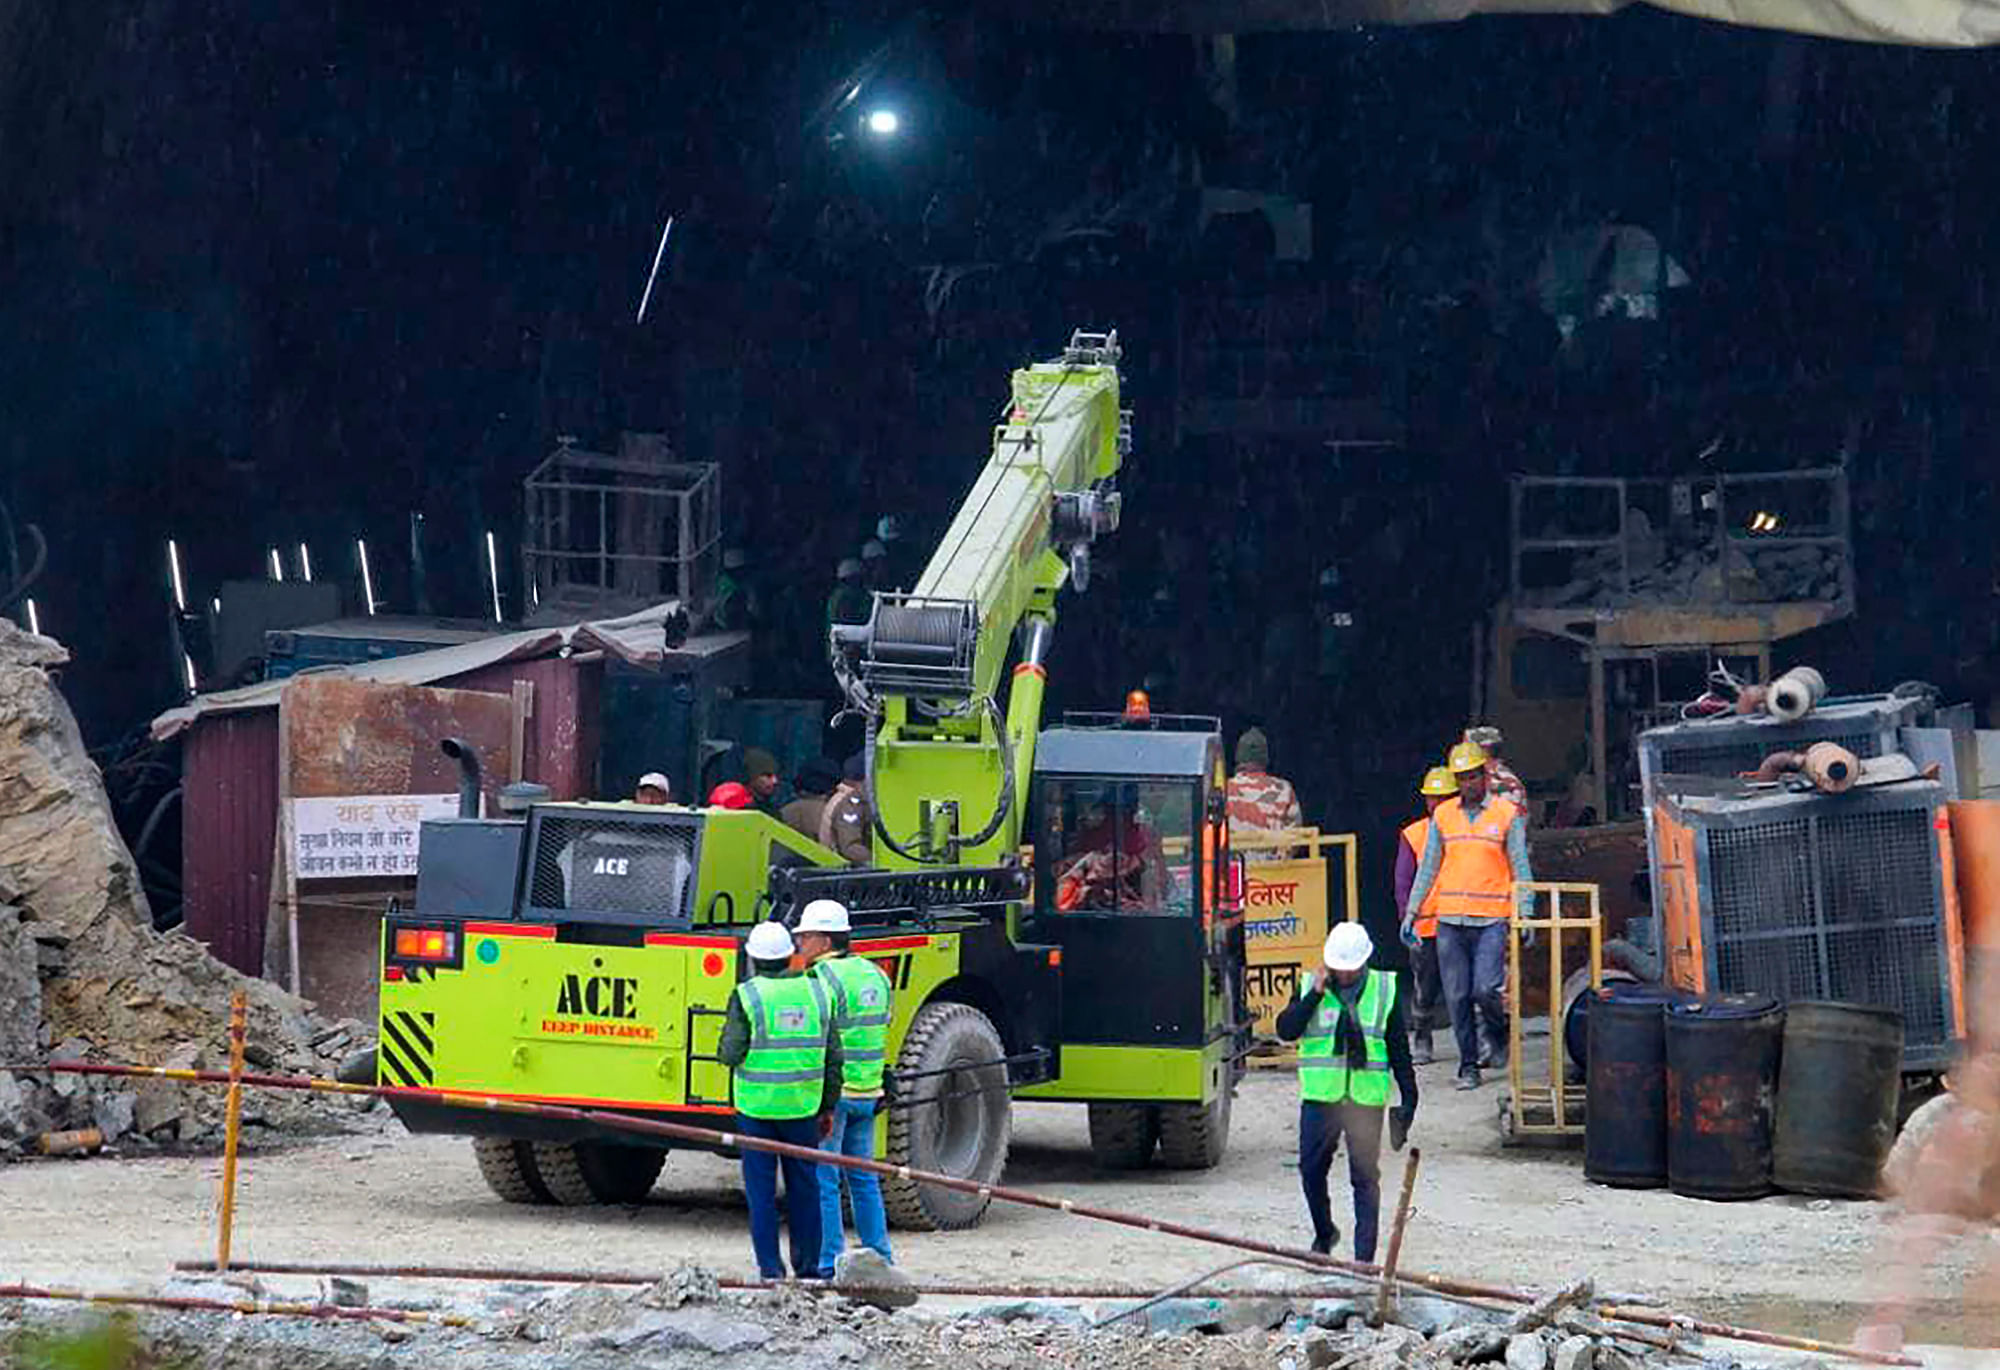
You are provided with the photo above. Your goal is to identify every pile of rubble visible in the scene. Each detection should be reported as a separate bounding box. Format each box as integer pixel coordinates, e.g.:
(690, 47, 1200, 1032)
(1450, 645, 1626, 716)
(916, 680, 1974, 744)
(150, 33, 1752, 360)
(0, 622, 368, 1152)
(0, 1266, 1769, 1370)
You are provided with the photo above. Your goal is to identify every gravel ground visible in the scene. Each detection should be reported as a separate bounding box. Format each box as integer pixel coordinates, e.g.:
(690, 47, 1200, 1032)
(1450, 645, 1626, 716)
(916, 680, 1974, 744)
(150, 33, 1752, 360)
(1, 1064, 1995, 1354)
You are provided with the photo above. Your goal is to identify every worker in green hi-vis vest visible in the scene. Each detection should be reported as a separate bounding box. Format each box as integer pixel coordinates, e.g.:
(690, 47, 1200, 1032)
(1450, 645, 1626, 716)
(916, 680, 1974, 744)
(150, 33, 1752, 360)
(1276, 922, 1418, 1261)
(795, 898, 896, 1277)
(718, 921, 843, 1280)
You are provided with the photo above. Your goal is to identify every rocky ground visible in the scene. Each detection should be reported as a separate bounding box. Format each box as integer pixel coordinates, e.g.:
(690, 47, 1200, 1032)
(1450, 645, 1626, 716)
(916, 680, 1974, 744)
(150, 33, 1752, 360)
(2, 1072, 1996, 1363)
(0, 1260, 1910, 1370)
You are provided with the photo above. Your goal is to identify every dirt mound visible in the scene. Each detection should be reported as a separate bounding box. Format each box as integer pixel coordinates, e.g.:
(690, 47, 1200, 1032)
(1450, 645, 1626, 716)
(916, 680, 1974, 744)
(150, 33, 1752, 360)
(0, 622, 367, 1149)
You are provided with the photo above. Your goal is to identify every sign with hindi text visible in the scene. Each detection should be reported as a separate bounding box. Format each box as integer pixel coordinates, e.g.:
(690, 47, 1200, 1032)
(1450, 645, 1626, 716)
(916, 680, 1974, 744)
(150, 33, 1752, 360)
(290, 794, 459, 880)
(1241, 855, 1333, 1051)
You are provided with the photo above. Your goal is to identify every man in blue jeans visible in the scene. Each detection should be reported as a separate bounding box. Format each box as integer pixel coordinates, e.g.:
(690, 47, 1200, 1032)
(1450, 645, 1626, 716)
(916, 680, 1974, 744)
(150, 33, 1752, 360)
(716, 920, 841, 1280)
(796, 898, 895, 1273)
(1276, 923, 1417, 1259)
(1402, 740, 1533, 1089)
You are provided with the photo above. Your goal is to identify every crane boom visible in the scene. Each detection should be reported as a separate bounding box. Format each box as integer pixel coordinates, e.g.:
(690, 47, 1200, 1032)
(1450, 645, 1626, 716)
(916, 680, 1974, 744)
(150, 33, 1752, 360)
(831, 330, 1129, 869)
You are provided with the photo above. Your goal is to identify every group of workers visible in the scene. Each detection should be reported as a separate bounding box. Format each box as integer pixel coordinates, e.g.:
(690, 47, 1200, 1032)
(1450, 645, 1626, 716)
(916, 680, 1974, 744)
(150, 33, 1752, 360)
(717, 900, 898, 1280)
(646, 717, 1534, 1272)
(1269, 723, 1532, 1264)
(828, 515, 918, 631)
(1396, 727, 1532, 1091)
(628, 748, 876, 865)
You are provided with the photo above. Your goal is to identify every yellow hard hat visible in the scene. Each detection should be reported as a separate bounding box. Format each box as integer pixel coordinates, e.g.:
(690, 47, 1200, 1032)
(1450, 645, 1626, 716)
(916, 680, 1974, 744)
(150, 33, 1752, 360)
(1447, 740, 1489, 775)
(1420, 766, 1457, 797)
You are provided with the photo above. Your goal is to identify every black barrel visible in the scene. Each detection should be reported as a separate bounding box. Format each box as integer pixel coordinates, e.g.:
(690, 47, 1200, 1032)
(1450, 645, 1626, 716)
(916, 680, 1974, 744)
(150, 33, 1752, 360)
(1772, 1001, 1905, 1197)
(1583, 982, 1692, 1188)
(1665, 994, 1784, 1201)
(1563, 968, 1639, 1075)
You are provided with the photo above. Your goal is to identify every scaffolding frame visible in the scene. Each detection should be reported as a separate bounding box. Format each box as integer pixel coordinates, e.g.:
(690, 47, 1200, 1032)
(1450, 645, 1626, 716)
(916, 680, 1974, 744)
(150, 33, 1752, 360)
(521, 440, 722, 619)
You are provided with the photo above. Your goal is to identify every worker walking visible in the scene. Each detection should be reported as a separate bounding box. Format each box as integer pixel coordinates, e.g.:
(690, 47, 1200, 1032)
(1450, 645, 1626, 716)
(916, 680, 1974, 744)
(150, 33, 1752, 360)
(1276, 922, 1417, 1260)
(1395, 766, 1457, 1065)
(795, 899, 896, 1274)
(717, 921, 842, 1280)
(1226, 727, 1303, 860)
(1402, 741, 1533, 1090)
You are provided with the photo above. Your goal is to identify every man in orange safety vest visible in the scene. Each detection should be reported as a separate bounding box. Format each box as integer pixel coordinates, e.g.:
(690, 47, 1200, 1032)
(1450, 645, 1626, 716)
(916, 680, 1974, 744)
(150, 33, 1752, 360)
(1401, 740, 1533, 1090)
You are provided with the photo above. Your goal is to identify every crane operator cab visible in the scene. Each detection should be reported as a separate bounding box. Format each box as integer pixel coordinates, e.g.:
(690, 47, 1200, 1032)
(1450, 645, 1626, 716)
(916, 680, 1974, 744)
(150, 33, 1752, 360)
(1019, 711, 1248, 1169)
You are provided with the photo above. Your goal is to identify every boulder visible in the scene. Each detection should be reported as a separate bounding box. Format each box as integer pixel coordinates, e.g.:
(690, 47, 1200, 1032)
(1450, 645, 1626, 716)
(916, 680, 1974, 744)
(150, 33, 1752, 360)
(1883, 1091, 2000, 1219)
(0, 625, 150, 940)
(1552, 1334, 1596, 1370)
(1136, 1297, 1227, 1336)
(1506, 1332, 1551, 1370)
(1215, 1296, 1294, 1333)
(832, 1248, 918, 1310)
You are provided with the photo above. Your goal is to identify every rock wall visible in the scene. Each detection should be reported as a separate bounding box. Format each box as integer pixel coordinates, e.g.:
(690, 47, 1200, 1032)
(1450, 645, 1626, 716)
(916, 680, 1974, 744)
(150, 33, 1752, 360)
(0, 622, 149, 940)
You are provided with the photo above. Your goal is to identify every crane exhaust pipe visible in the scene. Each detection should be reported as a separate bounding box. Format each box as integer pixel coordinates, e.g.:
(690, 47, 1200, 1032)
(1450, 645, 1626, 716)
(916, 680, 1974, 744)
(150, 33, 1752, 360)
(439, 738, 483, 818)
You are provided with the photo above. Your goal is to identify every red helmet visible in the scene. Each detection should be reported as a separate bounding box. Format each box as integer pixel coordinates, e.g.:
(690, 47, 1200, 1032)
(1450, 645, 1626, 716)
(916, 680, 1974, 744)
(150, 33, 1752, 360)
(707, 781, 754, 810)
(1124, 689, 1152, 721)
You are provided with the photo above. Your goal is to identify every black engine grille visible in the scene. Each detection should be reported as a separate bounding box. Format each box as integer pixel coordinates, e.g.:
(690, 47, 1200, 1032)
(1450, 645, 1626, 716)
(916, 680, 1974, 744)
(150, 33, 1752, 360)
(524, 811, 700, 925)
(1699, 796, 1950, 1061)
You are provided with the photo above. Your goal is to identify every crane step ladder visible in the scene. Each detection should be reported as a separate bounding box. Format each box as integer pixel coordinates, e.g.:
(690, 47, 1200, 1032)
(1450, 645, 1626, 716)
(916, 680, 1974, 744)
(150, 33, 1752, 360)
(1500, 881, 1603, 1144)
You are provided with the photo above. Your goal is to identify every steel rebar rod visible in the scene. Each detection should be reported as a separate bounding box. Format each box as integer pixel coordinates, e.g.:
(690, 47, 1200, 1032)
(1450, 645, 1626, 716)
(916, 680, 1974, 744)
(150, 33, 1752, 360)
(171, 1258, 1351, 1303)
(1373, 1146, 1421, 1326)
(3, 1058, 1918, 1368)
(0, 1283, 474, 1329)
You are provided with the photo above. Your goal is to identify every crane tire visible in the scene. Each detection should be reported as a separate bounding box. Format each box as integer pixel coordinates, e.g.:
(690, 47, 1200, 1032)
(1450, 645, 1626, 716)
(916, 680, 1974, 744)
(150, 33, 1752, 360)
(473, 1137, 555, 1204)
(1086, 1103, 1159, 1170)
(883, 1001, 1011, 1231)
(1156, 1087, 1231, 1170)
(580, 1143, 667, 1203)
(529, 1141, 600, 1205)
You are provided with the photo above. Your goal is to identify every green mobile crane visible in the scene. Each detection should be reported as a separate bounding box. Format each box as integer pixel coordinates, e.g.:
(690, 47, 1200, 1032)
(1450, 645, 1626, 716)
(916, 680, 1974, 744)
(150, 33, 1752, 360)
(373, 331, 1246, 1228)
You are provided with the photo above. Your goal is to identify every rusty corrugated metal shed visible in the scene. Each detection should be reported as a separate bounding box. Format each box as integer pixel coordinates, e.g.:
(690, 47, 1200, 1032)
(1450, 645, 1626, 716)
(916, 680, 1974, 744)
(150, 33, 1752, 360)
(181, 710, 280, 975)
(180, 654, 606, 980)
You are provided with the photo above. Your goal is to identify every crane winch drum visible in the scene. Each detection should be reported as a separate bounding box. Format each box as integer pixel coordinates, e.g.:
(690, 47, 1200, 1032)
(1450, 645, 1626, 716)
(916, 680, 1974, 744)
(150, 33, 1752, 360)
(834, 596, 980, 701)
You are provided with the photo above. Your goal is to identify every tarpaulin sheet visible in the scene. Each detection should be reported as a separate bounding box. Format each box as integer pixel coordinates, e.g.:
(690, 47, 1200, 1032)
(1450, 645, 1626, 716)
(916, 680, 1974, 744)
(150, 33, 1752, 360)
(151, 602, 745, 740)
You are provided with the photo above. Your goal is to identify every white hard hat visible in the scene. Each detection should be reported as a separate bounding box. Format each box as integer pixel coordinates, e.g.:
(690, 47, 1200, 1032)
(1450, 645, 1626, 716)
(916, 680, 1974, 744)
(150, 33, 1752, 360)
(796, 899, 851, 934)
(724, 548, 748, 570)
(861, 539, 888, 561)
(836, 557, 863, 580)
(877, 515, 903, 542)
(1324, 921, 1374, 973)
(637, 772, 670, 793)
(745, 921, 795, 961)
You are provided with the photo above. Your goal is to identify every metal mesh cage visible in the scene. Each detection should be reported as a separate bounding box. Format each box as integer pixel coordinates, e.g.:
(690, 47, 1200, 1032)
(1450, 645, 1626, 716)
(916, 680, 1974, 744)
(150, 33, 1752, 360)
(1655, 727, 1883, 784)
(1684, 782, 1954, 1067)
(524, 810, 701, 925)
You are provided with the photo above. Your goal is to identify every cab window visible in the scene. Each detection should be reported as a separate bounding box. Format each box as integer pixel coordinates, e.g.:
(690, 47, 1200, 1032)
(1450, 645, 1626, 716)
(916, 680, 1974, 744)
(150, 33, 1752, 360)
(1038, 778, 1196, 915)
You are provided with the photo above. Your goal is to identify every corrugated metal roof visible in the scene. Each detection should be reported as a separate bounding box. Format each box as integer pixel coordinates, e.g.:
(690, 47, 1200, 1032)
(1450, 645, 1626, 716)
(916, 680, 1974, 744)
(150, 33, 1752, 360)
(152, 601, 745, 740)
